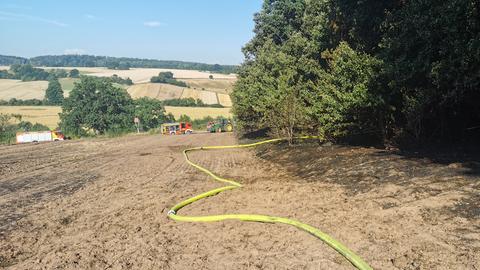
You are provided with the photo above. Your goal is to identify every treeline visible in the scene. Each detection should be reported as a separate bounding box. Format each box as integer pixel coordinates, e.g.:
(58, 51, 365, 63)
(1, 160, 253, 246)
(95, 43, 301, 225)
(150, 72, 187, 87)
(0, 99, 47, 106)
(162, 98, 224, 108)
(233, 0, 480, 145)
(0, 54, 238, 74)
(0, 55, 28, 66)
(0, 64, 79, 81)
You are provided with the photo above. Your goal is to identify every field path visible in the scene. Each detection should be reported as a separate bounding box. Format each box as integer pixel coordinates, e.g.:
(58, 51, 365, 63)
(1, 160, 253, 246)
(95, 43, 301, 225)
(0, 133, 478, 269)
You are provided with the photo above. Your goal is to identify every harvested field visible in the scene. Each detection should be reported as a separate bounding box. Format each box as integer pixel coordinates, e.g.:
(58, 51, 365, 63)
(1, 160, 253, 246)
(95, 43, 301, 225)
(31, 67, 236, 84)
(179, 78, 236, 94)
(0, 133, 478, 269)
(0, 80, 48, 100)
(180, 88, 219, 104)
(164, 106, 232, 120)
(217, 93, 233, 107)
(0, 106, 61, 129)
(127, 83, 183, 100)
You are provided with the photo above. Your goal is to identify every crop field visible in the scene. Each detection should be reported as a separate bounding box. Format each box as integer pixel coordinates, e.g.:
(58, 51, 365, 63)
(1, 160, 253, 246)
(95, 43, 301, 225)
(0, 106, 61, 129)
(127, 83, 183, 100)
(0, 78, 80, 100)
(34, 67, 236, 84)
(179, 78, 236, 94)
(180, 88, 219, 104)
(127, 83, 232, 106)
(58, 78, 79, 93)
(0, 66, 234, 106)
(0, 79, 48, 100)
(0, 106, 231, 128)
(217, 93, 233, 107)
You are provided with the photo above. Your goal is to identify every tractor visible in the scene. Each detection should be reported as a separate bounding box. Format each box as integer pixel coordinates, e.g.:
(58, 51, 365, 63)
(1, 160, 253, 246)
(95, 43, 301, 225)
(207, 118, 233, 133)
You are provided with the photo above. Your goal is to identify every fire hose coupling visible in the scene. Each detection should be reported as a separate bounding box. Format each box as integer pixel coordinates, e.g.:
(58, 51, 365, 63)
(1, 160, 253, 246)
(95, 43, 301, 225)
(167, 209, 176, 215)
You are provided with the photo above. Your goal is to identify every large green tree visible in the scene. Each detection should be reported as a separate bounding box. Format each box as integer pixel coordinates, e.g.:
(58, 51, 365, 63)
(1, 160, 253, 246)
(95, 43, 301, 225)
(60, 77, 134, 136)
(134, 97, 168, 131)
(234, 0, 480, 144)
(45, 78, 64, 105)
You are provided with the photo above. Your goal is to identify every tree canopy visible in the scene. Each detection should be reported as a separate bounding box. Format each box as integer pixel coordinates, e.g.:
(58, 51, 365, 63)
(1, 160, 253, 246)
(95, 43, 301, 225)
(44, 78, 64, 105)
(233, 0, 480, 144)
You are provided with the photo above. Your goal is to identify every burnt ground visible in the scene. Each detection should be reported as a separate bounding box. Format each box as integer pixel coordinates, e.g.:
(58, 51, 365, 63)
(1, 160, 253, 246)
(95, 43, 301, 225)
(0, 134, 479, 269)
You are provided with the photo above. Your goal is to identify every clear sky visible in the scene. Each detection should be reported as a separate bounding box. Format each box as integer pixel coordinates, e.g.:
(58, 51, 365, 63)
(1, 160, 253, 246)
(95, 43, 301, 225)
(0, 0, 263, 65)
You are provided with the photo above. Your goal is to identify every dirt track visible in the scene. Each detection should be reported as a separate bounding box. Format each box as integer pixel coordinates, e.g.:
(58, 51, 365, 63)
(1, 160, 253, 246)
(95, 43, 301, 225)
(0, 133, 479, 269)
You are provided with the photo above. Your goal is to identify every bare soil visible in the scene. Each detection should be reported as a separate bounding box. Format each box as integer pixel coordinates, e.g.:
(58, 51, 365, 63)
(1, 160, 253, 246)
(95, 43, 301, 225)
(0, 133, 478, 269)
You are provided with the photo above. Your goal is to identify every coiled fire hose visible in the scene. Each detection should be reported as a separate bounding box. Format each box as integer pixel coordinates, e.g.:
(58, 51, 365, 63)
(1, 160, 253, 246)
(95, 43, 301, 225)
(167, 136, 373, 270)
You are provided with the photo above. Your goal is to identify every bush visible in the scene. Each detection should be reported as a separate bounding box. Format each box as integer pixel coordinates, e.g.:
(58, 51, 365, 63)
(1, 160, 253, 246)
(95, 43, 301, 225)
(150, 72, 188, 87)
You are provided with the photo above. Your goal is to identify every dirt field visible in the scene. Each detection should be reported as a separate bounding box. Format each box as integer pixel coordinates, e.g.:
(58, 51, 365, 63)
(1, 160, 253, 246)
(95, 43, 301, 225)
(0, 133, 478, 269)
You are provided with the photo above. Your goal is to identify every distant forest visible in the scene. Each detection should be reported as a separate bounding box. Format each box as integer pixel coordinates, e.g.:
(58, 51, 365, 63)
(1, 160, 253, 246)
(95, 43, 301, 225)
(0, 54, 238, 74)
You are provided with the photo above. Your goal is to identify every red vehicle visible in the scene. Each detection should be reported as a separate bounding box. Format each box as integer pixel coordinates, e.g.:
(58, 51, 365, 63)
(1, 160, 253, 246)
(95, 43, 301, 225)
(161, 122, 193, 135)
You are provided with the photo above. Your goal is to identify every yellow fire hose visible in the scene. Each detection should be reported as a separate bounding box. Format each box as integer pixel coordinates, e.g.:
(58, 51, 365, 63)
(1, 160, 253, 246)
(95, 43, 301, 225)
(167, 136, 373, 270)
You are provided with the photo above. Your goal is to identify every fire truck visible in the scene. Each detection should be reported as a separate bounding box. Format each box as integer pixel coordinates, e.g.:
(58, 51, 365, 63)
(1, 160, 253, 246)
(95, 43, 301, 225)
(16, 130, 65, 144)
(160, 122, 193, 135)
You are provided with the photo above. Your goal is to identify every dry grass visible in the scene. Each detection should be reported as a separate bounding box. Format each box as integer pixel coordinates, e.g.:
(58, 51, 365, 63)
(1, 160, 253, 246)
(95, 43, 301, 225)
(127, 83, 183, 100)
(128, 83, 232, 106)
(0, 78, 79, 100)
(217, 93, 233, 107)
(37, 67, 236, 84)
(180, 88, 219, 104)
(164, 106, 232, 120)
(0, 106, 61, 129)
(0, 80, 48, 100)
(179, 78, 236, 94)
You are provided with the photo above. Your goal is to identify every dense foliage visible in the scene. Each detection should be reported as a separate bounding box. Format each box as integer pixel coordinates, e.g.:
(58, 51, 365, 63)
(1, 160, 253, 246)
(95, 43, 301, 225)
(108, 74, 133, 86)
(44, 79, 64, 105)
(0, 55, 28, 66)
(134, 97, 168, 131)
(60, 77, 168, 136)
(233, 0, 480, 144)
(0, 64, 71, 81)
(69, 69, 80, 78)
(150, 72, 188, 87)
(0, 54, 238, 74)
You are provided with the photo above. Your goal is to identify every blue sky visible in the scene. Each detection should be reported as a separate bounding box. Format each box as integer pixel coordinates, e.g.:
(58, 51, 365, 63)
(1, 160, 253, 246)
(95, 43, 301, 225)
(0, 1, 263, 65)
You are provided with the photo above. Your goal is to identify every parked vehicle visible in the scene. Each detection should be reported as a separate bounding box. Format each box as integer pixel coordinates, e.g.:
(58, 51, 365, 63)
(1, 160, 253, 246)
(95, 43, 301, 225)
(160, 122, 193, 135)
(207, 119, 233, 133)
(16, 130, 65, 144)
